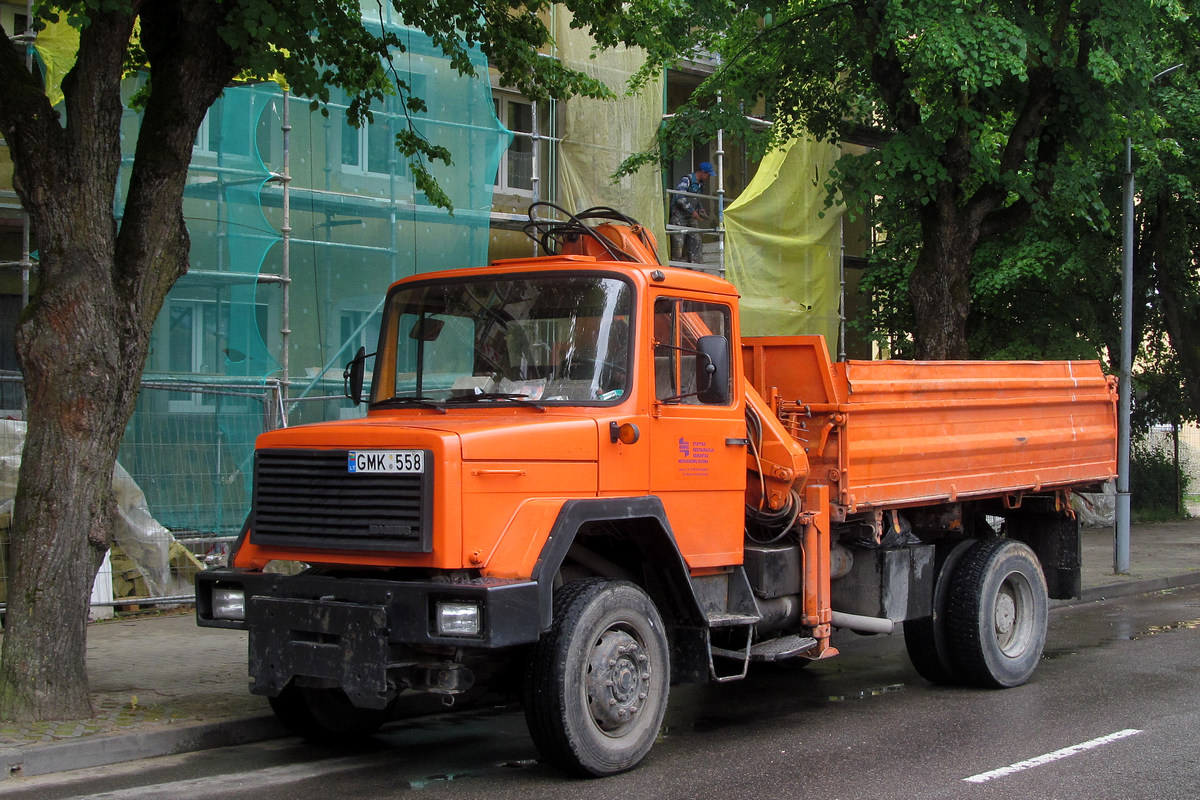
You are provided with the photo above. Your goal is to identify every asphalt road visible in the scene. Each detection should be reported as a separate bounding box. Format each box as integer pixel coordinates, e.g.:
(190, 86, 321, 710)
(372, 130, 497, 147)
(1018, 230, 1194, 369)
(8, 586, 1200, 800)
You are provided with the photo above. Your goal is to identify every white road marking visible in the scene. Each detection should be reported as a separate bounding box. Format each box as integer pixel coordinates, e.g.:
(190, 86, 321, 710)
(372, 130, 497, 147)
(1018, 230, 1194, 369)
(54, 754, 380, 800)
(963, 728, 1143, 784)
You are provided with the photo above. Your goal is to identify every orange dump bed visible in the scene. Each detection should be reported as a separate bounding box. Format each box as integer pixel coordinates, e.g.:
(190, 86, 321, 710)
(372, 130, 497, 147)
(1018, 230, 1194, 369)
(742, 336, 1118, 513)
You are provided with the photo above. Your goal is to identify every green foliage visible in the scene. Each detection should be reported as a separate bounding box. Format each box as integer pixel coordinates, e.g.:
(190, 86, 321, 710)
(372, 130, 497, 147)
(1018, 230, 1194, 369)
(30, 0, 691, 211)
(1127, 37, 1200, 421)
(853, 199, 919, 358)
(624, 0, 1200, 359)
(1130, 434, 1189, 519)
(965, 191, 1120, 362)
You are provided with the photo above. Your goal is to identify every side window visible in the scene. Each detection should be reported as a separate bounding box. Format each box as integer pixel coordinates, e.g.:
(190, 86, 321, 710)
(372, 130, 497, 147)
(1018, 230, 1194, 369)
(653, 297, 732, 405)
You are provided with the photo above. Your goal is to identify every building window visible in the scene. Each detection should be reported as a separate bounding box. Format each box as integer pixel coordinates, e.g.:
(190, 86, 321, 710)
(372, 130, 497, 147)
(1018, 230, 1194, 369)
(193, 97, 255, 159)
(155, 297, 267, 411)
(194, 112, 213, 154)
(340, 79, 425, 178)
(342, 113, 397, 176)
(339, 307, 382, 357)
(166, 299, 219, 410)
(494, 94, 536, 195)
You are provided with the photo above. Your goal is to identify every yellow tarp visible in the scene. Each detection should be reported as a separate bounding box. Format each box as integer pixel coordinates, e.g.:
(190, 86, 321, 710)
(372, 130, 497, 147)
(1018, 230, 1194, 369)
(725, 138, 844, 344)
(31, 17, 80, 108)
(553, 12, 665, 255)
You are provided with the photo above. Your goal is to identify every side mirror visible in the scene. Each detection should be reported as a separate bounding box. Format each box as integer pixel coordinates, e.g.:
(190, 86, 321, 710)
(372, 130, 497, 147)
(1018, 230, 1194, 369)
(344, 346, 367, 406)
(695, 335, 731, 405)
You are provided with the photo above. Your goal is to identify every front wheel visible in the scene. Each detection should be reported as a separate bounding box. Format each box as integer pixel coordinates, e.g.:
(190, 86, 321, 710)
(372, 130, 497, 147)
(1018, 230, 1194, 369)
(945, 538, 1049, 688)
(524, 579, 670, 776)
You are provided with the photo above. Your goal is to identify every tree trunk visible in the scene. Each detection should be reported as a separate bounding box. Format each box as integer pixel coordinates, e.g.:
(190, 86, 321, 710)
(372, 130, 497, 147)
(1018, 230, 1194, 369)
(0, 7, 137, 719)
(909, 197, 977, 360)
(0, 257, 144, 718)
(1148, 192, 1200, 420)
(0, 0, 237, 721)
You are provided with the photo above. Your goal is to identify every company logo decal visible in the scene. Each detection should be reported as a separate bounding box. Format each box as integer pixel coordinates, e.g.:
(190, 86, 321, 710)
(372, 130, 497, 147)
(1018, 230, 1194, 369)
(677, 437, 713, 477)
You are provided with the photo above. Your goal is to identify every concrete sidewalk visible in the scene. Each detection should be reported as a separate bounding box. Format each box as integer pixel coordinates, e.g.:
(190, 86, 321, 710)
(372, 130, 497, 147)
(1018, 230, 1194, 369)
(2, 520, 1200, 781)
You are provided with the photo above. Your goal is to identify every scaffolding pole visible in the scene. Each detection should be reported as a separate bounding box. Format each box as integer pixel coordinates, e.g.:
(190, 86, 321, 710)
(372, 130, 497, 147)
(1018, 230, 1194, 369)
(279, 91, 293, 404)
(20, 0, 34, 311)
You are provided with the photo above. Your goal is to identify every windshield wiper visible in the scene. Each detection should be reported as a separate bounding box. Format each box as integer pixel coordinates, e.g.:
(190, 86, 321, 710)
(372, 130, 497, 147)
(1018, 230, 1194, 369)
(443, 392, 546, 411)
(371, 395, 448, 413)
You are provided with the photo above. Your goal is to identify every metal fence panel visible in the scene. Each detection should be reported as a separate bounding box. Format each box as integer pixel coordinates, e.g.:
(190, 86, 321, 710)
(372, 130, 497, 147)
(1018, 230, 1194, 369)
(0, 376, 284, 612)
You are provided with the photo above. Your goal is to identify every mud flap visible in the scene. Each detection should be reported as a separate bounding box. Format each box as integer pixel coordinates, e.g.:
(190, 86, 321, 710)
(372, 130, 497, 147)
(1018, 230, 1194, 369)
(248, 596, 391, 709)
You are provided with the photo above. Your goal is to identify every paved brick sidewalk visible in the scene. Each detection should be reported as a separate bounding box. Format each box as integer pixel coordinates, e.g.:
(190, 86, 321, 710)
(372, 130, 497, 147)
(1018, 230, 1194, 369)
(0, 611, 276, 778)
(1078, 520, 1200, 599)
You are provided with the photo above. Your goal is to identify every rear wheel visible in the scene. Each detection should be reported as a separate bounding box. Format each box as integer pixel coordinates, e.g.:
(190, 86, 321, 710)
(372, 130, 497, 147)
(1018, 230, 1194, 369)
(904, 539, 974, 684)
(269, 685, 393, 744)
(524, 579, 670, 776)
(945, 538, 1048, 688)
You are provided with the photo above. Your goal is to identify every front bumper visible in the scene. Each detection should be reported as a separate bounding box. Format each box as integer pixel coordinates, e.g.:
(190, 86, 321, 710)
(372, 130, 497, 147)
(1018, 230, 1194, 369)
(196, 569, 540, 708)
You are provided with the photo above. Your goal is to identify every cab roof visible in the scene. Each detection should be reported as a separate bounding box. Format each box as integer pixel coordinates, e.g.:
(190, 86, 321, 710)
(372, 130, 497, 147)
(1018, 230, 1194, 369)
(390, 254, 740, 298)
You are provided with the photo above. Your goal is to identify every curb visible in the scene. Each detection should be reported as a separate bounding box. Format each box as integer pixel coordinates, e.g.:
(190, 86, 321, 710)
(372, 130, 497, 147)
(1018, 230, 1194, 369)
(2, 715, 287, 780)
(1054, 571, 1200, 608)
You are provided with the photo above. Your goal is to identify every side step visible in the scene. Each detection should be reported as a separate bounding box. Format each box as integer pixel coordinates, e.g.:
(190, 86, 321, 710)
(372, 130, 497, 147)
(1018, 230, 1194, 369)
(710, 634, 819, 664)
(706, 613, 761, 628)
(691, 569, 763, 683)
(707, 627, 752, 683)
(748, 634, 818, 662)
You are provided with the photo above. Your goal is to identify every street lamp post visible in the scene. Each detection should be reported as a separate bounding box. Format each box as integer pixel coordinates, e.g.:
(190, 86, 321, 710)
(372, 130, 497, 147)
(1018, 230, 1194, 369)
(1116, 63, 1184, 575)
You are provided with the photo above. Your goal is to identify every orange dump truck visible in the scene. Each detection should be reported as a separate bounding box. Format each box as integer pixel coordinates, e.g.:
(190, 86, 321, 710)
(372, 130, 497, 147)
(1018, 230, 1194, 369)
(197, 207, 1117, 776)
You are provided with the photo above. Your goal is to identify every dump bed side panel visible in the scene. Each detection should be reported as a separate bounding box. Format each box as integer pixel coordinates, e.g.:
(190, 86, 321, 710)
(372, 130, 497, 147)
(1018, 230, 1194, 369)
(741, 336, 1118, 512)
(835, 359, 1117, 510)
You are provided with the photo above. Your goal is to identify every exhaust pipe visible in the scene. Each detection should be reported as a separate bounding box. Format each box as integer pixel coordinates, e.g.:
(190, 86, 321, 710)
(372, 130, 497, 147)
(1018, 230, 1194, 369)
(831, 610, 895, 635)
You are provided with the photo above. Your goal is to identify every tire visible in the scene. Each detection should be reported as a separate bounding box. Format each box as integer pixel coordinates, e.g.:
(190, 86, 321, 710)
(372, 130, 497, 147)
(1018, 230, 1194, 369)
(904, 539, 975, 685)
(524, 579, 670, 777)
(269, 684, 393, 744)
(945, 538, 1049, 689)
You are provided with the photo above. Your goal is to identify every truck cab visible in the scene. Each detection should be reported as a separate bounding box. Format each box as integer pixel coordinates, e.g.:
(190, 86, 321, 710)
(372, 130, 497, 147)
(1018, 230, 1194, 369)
(198, 217, 761, 775)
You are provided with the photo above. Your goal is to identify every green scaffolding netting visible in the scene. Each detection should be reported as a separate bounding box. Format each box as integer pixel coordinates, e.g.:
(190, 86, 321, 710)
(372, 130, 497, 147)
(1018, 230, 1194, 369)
(725, 137, 844, 345)
(115, 23, 510, 534)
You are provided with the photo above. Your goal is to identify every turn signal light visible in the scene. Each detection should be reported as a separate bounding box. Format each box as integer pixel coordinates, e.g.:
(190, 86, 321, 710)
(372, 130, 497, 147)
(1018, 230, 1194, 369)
(609, 421, 641, 444)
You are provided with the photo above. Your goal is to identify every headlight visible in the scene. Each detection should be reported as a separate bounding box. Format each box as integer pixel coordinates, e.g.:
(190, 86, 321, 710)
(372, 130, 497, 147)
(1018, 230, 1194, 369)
(212, 586, 246, 621)
(436, 601, 481, 636)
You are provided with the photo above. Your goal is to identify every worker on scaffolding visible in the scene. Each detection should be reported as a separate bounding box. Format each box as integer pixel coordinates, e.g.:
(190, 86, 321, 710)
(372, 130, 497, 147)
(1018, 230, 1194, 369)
(670, 161, 712, 263)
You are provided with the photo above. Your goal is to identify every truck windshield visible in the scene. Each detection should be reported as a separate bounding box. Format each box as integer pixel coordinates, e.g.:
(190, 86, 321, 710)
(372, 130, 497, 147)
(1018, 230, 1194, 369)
(371, 273, 634, 406)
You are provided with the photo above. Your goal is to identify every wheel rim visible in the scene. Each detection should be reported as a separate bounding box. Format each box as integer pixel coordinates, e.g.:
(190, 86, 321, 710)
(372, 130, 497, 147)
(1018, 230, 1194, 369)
(994, 571, 1035, 656)
(585, 625, 652, 737)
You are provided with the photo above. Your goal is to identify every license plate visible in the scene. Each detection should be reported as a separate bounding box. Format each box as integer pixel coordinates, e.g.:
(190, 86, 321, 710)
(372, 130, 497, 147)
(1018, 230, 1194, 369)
(348, 450, 425, 474)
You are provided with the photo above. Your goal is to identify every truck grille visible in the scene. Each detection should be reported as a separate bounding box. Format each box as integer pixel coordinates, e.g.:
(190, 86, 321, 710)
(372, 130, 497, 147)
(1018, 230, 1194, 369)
(252, 449, 433, 553)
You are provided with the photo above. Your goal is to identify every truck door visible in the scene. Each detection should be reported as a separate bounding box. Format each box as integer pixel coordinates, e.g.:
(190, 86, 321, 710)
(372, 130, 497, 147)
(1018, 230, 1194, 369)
(648, 296, 746, 569)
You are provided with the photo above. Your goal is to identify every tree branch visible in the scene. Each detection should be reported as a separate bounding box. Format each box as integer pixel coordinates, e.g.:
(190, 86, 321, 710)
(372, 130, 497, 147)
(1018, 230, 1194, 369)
(0, 26, 68, 208)
(852, 0, 921, 132)
(116, 0, 238, 314)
